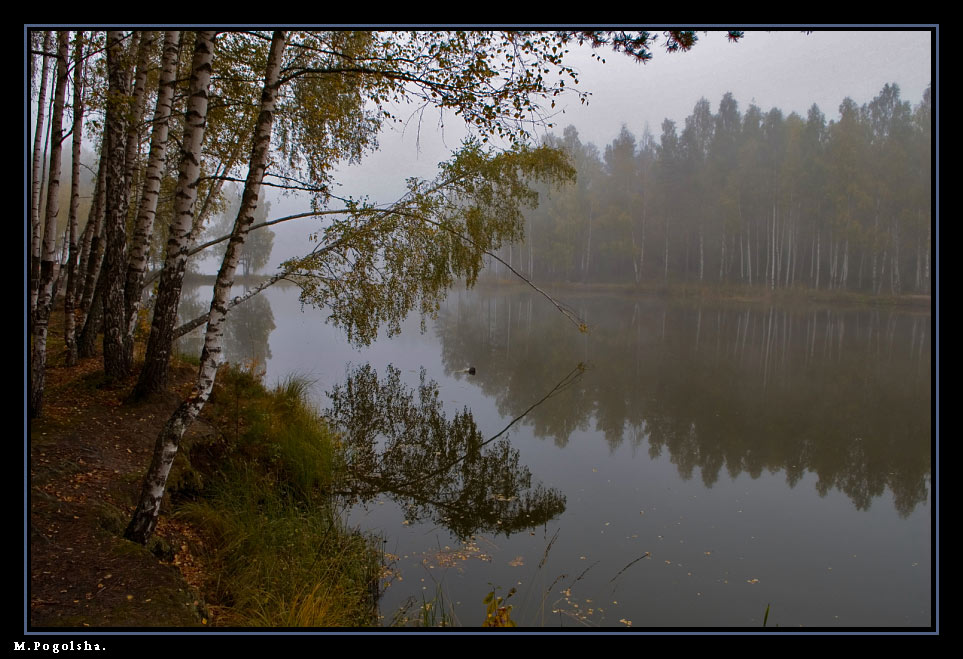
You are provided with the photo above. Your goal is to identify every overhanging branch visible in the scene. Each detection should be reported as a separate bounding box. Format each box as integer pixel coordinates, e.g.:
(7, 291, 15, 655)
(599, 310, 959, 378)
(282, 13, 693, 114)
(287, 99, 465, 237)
(391, 208, 587, 332)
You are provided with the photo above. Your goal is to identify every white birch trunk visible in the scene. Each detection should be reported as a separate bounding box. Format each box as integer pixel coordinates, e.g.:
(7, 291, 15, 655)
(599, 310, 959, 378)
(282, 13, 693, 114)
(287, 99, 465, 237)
(30, 31, 54, 317)
(123, 32, 154, 193)
(29, 32, 68, 418)
(134, 31, 216, 398)
(124, 31, 181, 348)
(64, 32, 87, 367)
(126, 31, 288, 544)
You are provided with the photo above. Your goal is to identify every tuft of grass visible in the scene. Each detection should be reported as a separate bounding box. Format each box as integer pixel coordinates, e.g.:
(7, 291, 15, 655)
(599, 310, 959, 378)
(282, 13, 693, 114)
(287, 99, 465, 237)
(417, 586, 456, 628)
(177, 364, 380, 627)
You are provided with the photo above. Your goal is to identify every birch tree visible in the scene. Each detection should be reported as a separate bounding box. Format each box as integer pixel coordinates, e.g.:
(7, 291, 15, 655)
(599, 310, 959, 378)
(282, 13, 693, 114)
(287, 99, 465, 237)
(100, 31, 138, 379)
(63, 31, 88, 366)
(120, 30, 750, 542)
(123, 31, 182, 357)
(29, 31, 68, 418)
(29, 31, 54, 317)
(133, 31, 216, 398)
(124, 29, 584, 542)
(126, 30, 289, 544)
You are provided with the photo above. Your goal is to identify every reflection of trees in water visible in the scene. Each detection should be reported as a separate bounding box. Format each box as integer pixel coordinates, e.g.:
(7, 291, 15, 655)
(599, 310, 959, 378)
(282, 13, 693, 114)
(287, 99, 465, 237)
(436, 288, 931, 516)
(325, 364, 566, 539)
(175, 282, 275, 367)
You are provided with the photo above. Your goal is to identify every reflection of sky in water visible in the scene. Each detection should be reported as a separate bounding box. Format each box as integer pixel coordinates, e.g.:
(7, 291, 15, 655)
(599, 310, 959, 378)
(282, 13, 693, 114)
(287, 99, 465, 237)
(188, 283, 931, 627)
(351, 452, 929, 627)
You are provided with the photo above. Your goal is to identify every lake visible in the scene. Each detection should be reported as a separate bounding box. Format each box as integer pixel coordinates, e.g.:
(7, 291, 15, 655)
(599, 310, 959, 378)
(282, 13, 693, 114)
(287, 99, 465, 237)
(178, 281, 932, 628)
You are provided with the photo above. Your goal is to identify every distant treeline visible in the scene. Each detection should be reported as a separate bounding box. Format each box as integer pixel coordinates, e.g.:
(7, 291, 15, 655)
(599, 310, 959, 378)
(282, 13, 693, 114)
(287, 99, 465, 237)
(493, 84, 932, 294)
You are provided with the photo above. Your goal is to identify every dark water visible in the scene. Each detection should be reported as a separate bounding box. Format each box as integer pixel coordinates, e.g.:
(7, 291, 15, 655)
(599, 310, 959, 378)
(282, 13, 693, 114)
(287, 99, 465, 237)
(178, 283, 932, 628)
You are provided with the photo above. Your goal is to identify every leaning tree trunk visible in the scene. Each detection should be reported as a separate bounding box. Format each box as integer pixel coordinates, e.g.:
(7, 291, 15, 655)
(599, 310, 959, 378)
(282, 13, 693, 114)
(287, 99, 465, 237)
(29, 31, 68, 419)
(126, 30, 288, 544)
(133, 31, 216, 399)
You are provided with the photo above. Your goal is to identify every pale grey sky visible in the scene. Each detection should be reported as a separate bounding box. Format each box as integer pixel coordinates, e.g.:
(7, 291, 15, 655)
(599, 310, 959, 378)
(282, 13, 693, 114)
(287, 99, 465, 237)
(244, 29, 937, 270)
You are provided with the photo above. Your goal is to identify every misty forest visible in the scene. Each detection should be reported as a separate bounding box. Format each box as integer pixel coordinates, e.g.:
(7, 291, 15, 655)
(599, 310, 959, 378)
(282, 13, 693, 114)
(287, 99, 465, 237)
(503, 87, 931, 295)
(27, 29, 933, 631)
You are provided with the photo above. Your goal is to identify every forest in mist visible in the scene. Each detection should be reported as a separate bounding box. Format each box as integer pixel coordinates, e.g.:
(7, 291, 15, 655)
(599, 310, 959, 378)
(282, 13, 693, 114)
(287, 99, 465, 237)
(491, 84, 932, 295)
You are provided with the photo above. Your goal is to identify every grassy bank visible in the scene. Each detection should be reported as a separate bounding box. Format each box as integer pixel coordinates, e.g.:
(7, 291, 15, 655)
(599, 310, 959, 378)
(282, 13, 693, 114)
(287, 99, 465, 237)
(173, 365, 381, 627)
(29, 309, 381, 628)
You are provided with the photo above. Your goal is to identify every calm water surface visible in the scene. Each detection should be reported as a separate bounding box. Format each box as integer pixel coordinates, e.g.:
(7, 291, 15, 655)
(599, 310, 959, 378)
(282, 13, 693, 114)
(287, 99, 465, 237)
(178, 282, 932, 628)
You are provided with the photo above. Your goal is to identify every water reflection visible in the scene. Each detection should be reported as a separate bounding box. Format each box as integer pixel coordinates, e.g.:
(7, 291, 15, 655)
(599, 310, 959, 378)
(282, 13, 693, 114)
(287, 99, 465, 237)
(176, 281, 276, 368)
(436, 288, 931, 516)
(325, 363, 568, 539)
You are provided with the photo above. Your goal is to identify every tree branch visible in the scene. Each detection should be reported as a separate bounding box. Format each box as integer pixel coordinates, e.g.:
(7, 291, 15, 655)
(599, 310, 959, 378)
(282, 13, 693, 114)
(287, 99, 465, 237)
(390, 207, 587, 332)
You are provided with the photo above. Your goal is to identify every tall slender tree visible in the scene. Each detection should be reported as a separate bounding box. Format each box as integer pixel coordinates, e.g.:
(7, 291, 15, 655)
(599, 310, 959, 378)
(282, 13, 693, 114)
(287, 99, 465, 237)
(124, 31, 182, 357)
(100, 31, 138, 380)
(64, 31, 88, 366)
(29, 31, 68, 418)
(126, 30, 290, 543)
(30, 31, 54, 317)
(133, 31, 217, 398)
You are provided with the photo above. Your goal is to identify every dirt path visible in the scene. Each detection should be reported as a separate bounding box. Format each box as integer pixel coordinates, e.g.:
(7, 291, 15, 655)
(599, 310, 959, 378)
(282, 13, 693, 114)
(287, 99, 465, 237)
(28, 351, 210, 628)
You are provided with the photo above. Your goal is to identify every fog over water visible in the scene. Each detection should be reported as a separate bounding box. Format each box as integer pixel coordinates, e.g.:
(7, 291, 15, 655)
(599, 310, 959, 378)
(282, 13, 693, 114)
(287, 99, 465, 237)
(263, 29, 934, 269)
(178, 280, 932, 627)
(27, 26, 936, 631)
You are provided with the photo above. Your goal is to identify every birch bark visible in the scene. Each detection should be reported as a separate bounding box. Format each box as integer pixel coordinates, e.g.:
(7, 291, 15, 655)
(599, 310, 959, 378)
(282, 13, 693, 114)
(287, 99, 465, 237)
(101, 31, 135, 379)
(64, 32, 87, 366)
(133, 31, 216, 398)
(29, 31, 68, 418)
(124, 31, 181, 351)
(30, 31, 54, 317)
(126, 31, 288, 544)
